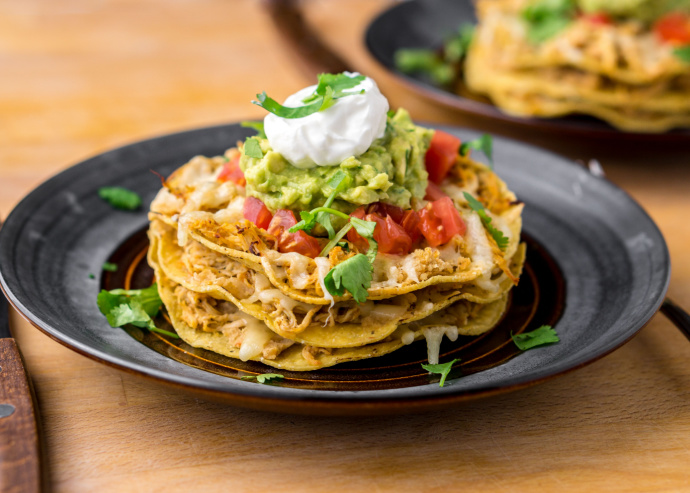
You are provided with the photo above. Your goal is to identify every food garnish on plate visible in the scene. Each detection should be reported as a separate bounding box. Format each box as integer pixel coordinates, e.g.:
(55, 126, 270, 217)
(141, 72, 525, 372)
(397, 0, 690, 132)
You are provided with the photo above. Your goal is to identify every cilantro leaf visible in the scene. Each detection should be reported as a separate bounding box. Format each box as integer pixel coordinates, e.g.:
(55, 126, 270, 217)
(244, 138, 264, 159)
(241, 373, 285, 384)
(394, 49, 455, 85)
(241, 121, 266, 139)
(98, 187, 142, 211)
(253, 91, 325, 119)
(254, 73, 366, 119)
(444, 24, 475, 63)
(302, 73, 366, 102)
(289, 171, 351, 237)
(463, 192, 509, 251)
(511, 325, 559, 350)
(674, 45, 690, 63)
(459, 134, 493, 167)
(97, 284, 178, 338)
(522, 0, 575, 43)
(324, 254, 372, 303)
(422, 358, 460, 387)
(102, 262, 118, 272)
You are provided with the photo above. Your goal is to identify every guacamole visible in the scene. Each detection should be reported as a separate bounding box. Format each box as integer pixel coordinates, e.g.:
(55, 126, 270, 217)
(577, 0, 690, 22)
(239, 109, 432, 214)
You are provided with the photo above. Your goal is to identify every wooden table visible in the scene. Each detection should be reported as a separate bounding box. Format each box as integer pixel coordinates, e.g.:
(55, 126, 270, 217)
(2, 1, 690, 491)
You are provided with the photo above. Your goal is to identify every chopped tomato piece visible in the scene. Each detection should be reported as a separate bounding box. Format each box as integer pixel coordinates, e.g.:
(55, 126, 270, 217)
(425, 182, 447, 201)
(654, 12, 690, 44)
(243, 197, 273, 230)
(217, 155, 245, 186)
(267, 209, 321, 258)
(425, 130, 461, 184)
(401, 209, 422, 244)
(366, 202, 404, 224)
(347, 207, 371, 252)
(581, 12, 612, 25)
(418, 197, 466, 247)
(366, 213, 413, 255)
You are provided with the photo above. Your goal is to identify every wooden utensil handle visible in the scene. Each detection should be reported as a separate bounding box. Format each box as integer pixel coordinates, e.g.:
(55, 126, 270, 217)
(0, 339, 42, 493)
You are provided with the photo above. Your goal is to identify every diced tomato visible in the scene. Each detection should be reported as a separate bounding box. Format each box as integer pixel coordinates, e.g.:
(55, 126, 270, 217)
(267, 209, 321, 258)
(425, 130, 461, 184)
(366, 213, 413, 255)
(243, 197, 273, 230)
(217, 155, 245, 186)
(418, 197, 466, 247)
(401, 209, 421, 244)
(366, 202, 404, 223)
(425, 182, 448, 201)
(581, 12, 612, 25)
(347, 207, 372, 252)
(654, 12, 690, 44)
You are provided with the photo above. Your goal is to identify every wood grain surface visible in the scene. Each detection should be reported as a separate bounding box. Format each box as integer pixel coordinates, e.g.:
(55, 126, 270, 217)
(1, 0, 690, 492)
(0, 340, 42, 493)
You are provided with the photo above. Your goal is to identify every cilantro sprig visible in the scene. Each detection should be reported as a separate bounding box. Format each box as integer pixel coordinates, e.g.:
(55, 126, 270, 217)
(102, 262, 118, 272)
(463, 192, 509, 251)
(97, 284, 178, 338)
(241, 373, 285, 384)
(521, 0, 576, 43)
(288, 170, 378, 303)
(395, 24, 475, 85)
(290, 171, 351, 238)
(324, 254, 373, 303)
(511, 325, 559, 350)
(460, 134, 493, 168)
(253, 73, 365, 119)
(98, 187, 142, 211)
(422, 358, 460, 387)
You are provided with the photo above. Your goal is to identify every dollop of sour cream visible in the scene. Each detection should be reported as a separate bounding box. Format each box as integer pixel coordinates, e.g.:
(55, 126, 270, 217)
(263, 73, 389, 169)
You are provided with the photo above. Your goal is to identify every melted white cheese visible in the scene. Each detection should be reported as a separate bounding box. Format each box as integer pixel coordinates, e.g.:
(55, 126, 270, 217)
(422, 325, 459, 365)
(238, 315, 274, 362)
(263, 73, 389, 168)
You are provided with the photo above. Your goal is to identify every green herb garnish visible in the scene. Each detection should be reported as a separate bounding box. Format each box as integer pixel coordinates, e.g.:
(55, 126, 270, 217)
(674, 45, 690, 63)
(394, 25, 475, 85)
(286, 167, 378, 303)
(290, 170, 351, 238)
(97, 284, 178, 338)
(444, 24, 475, 63)
(102, 262, 118, 272)
(89, 273, 95, 280)
(463, 192, 509, 251)
(241, 121, 267, 139)
(98, 187, 142, 211)
(244, 137, 264, 159)
(460, 134, 493, 168)
(241, 373, 285, 384)
(422, 358, 460, 387)
(394, 50, 455, 85)
(323, 254, 373, 303)
(511, 325, 559, 350)
(522, 0, 576, 43)
(253, 73, 366, 119)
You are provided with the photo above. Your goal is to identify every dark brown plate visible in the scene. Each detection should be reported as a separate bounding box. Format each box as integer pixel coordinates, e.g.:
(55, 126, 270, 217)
(365, 0, 690, 141)
(0, 123, 670, 415)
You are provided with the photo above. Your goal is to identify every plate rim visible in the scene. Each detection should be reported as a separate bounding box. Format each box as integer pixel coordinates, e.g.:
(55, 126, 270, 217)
(0, 121, 672, 413)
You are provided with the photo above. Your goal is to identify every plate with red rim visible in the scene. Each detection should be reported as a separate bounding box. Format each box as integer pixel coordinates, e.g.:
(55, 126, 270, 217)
(0, 122, 670, 415)
(364, 0, 690, 141)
